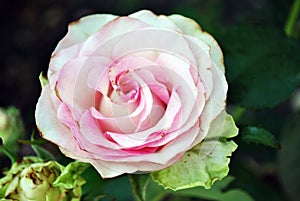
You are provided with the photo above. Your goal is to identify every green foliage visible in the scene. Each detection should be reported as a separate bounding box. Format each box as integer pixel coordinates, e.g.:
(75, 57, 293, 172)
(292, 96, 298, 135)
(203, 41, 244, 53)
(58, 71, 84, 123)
(129, 174, 254, 201)
(221, 24, 300, 109)
(129, 174, 166, 201)
(81, 166, 106, 200)
(279, 114, 300, 201)
(240, 126, 280, 149)
(175, 176, 255, 201)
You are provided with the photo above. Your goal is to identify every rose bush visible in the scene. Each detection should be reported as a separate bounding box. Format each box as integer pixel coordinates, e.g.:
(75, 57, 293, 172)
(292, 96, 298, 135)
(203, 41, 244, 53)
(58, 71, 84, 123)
(35, 10, 228, 178)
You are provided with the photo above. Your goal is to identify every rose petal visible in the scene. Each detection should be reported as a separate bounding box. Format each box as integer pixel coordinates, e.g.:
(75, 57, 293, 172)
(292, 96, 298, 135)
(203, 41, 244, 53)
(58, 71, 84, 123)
(48, 43, 83, 90)
(110, 28, 197, 67)
(129, 10, 180, 31)
(79, 17, 149, 56)
(56, 56, 111, 113)
(53, 14, 118, 54)
(168, 14, 225, 72)
(35, 85, 89, 158)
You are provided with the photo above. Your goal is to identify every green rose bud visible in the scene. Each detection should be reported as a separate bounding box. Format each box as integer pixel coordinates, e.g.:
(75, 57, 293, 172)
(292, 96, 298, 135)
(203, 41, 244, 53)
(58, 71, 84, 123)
(0, 106, 25, 154)
(0, 157, 87, 201)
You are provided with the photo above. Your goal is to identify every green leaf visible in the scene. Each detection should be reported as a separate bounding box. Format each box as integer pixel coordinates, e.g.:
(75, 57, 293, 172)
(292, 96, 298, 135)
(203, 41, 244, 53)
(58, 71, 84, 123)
(29, 133, 56, 161)
(129, 174, 166, 201)
(279, 114, 300, 201)
(101, 175, 133, 201)
(18, 138, 48, 145)
(221, 25, 300, 108)
(240, 126, 280, 149)
(81, 166, 106, 200)
(175, 176, 255, 201)
(151, 112, 238, 190)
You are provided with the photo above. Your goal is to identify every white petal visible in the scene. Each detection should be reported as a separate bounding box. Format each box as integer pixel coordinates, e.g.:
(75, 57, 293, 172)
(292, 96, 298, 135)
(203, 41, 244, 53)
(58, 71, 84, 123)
(79, 17, 148, 56)
(168, 14, 225, 72)
(129, 10, 180, 31)
(53, 14, 117, 54)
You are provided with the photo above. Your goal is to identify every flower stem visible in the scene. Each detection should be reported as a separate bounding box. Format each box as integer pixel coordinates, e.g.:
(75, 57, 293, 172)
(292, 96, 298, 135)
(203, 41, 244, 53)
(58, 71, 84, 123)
(285, 0, 300, 38)
(0, 137, 17, 164)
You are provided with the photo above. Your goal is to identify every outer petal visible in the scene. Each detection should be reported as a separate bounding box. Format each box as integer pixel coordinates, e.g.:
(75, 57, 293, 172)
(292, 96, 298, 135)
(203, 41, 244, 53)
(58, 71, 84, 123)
(129, 10, 180, 31)
(48, 43, 83, 90)
(35, 85, 90, 159)
(53, 14, 118, 55)
(198, 64, 228, 140)
(79, 17, 149, 56)
(168, 14, 225, 72)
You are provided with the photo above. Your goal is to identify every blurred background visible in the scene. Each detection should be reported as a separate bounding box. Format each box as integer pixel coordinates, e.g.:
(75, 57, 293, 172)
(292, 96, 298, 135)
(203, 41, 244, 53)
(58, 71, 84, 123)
(1, 0, 300, 200)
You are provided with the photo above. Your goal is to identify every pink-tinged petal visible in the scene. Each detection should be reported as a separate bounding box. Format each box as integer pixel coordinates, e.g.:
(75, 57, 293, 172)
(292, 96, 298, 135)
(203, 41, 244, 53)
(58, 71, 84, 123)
(155, 52, 197, 95)
(90, 71, 156, 134)
(35, 85, 89, 158)
(158, 86, 182, 130)
(184, 35, 214, 99)
(147, 80, 206, 147)
(106, 87, 181, 148)
(135, 69, 170, 104)
(140, 65, 203, 127)
(110, 28, 197, 67)
(129, 10, 181, 31)
(79, 17, 149, 56)
(92, 106, 141, 134)
(96, 92, 139, 119)
(88, 158, 175, 178)
(90, 160, 129, 178)
(136, 103, 165, 132)
(53, 14, 118, 55)
(94, 87, 164, 135)
(104, 85, 155, 145)
(86, 67, 112, 101)
(79, 109, 123, 149)
(109, 55, 158, 79)
(107, 123, 200, 165)
(48, 43, 83, 90)
(56, 102, 96, 154)
(199, 64, 227, 133)
(168, 14, 225, 72)
(56, 56, 111, 113)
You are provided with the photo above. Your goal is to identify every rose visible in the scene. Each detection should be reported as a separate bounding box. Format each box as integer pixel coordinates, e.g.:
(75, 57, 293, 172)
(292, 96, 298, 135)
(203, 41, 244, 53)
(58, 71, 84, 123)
(0, 157, 85, 201)
(35, 10, 227, 178)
